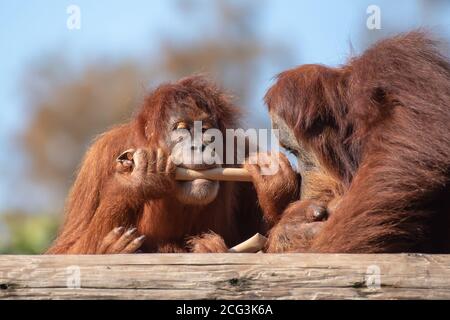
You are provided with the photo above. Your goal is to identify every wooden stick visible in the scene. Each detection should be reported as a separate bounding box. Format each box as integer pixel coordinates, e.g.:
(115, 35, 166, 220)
(228, 233, 268, 253)
(175, 167, 252, 182)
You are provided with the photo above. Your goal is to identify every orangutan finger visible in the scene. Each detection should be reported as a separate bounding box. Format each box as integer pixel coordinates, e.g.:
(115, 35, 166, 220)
(278, 152, 293, 173)
(109, 227, 138, 253)
(146, 149, 157, 173)
(122, 235, 146, 253)
(116, 149, 135, 163)
(156, 148, 167, 173)
(243, 161, 262, 180)
(165, 155, 177, 176)
(98, 227, 124, 253)
(132, 149, 149, 177)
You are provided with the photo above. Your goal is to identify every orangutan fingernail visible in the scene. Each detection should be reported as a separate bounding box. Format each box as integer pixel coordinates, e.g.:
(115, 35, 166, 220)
(114, 227, 125, 234)
(126, 228, 137, 236)
(134, 235, 146, 243)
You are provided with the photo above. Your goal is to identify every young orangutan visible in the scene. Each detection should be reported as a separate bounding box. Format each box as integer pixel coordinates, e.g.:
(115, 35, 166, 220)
(47, 76, 267, 254)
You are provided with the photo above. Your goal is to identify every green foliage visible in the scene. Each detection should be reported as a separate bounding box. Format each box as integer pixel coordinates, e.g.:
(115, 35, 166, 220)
(0, 213, 60, 254)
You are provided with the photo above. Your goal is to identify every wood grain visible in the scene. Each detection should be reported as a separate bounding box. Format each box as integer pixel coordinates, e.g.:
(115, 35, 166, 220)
(0, 254, 449, 300)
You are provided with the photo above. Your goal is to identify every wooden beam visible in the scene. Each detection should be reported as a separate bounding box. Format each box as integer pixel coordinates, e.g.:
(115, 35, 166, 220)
(1, 254, 449, 300)
(176, 167, 252, 182)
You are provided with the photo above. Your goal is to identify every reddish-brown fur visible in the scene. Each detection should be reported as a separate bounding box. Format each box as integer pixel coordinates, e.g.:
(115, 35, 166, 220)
(47, 76, 265, 254)
(265, 32, 450, 253)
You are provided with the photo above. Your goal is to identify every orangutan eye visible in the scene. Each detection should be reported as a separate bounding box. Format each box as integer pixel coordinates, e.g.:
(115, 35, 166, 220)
(175, 121, 190, 130)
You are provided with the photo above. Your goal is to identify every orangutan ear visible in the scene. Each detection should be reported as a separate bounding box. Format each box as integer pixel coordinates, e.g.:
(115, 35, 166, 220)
(299, 67, 350, 137)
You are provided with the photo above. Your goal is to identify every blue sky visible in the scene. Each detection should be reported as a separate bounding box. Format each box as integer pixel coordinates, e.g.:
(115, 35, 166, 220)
(1, 0, 449, 212)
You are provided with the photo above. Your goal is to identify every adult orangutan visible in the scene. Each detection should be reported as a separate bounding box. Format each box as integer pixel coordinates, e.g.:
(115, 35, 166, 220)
(47, 76, 267, 254)
(245, 31, 450, 253)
